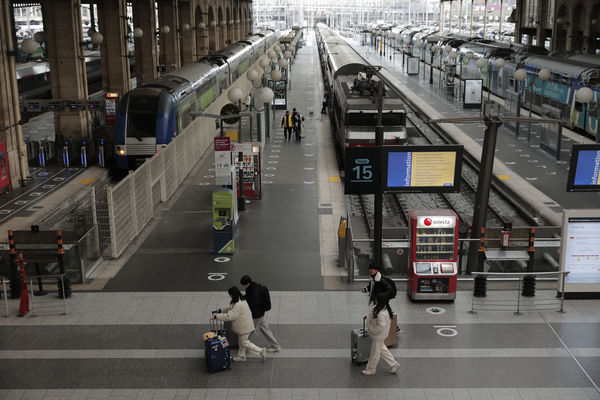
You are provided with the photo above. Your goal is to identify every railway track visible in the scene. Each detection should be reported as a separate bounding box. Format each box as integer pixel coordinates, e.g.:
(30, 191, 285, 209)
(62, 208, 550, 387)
(350, 79, 550, 233)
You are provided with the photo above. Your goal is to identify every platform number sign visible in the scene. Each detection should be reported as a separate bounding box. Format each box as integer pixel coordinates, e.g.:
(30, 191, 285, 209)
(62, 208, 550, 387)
(344, 147, 380, 194)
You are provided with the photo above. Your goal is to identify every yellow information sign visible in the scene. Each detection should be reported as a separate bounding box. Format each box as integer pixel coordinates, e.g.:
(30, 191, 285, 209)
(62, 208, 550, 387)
(410, 152, 456, 187)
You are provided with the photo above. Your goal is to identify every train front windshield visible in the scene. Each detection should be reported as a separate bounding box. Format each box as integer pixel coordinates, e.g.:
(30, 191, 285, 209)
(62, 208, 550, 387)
(128, 95, 158, 138)
(347, 112, 404, 126)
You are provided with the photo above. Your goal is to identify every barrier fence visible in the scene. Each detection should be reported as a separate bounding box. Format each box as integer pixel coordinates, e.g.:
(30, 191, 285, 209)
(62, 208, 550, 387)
(469, 271, 569, 314)
(104, 115, 212, 258)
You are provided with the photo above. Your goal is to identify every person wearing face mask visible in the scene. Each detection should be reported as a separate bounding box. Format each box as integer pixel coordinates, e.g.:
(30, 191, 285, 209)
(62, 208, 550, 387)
(212, 286, 266, 362)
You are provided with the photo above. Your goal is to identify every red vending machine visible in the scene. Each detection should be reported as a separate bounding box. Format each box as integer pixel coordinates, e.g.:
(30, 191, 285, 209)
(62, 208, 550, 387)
(233, 141, 263, 199)
(407, 209, 459, 300)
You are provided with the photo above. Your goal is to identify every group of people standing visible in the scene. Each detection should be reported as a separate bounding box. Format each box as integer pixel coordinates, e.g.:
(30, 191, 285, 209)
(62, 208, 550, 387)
(281, 108, 304, 141)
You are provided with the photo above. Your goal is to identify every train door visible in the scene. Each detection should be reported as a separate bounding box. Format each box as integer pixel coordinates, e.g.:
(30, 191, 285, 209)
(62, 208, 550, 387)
(0, 142, 11, 194)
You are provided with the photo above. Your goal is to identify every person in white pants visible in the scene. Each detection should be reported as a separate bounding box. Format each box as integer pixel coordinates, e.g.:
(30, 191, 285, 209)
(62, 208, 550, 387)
(362, 296, 400, 375)
(213, 286, 266, 362)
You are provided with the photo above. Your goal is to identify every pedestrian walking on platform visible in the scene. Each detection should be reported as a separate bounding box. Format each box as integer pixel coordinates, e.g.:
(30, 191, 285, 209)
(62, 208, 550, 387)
(362, 296, 400, 376)
(281, 110, 294, 141)
(241, 275, 282, 352)
(213, 286, 266, 362)
(321, 91, 329, 114)
(292, 108, 304, 142)
(361, 262, 395, 305)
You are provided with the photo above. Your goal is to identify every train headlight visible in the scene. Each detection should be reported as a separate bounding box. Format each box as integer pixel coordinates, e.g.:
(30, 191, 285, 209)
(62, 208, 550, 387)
(117, 147, 126, 156)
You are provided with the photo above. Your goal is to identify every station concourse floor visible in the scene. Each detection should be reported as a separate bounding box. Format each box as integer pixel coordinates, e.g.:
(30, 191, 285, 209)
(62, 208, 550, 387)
(1, 31, 600, 400)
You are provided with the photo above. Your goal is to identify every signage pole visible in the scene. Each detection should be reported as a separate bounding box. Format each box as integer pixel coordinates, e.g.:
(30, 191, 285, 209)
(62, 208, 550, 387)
(374, 81, 384, 267)
(467, 116, 502, 273)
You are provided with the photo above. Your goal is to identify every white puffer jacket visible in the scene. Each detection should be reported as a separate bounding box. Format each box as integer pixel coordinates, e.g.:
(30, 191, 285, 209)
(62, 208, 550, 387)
(215, 300, 255, 335)
(366, 308, 391, 341)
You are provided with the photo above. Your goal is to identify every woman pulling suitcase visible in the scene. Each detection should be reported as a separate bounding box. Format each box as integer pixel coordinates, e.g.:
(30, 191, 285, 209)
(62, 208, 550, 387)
(212, 286, 267, 362)
(362, 295, 400, 375)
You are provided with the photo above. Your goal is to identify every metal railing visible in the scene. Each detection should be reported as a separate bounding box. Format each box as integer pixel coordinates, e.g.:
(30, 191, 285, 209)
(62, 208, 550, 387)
(469, 271, 569, 315)
(1, 276, 8, 317)
(28, 274, 68, 315)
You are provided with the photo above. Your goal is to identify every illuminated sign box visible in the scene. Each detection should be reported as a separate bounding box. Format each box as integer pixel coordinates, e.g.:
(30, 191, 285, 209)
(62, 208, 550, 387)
(383, 145, 463, 193)
(344, 146, 380, 195)
(566, 144, 600, 192)
(463, 79, 483, 109)
(559, 210, 600, 299)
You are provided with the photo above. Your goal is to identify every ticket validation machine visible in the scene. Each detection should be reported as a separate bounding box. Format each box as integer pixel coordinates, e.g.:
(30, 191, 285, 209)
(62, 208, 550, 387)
(408, 209, 459, 300)
(212, 188, 237, 255)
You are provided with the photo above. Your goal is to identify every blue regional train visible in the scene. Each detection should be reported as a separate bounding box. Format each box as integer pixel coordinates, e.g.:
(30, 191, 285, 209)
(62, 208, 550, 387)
(115, 30, 279, 169)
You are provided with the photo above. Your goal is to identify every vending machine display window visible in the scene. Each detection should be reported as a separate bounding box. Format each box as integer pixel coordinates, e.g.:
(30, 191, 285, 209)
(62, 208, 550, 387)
(233, 142, 263, 199)
(408, 209, 459, 301)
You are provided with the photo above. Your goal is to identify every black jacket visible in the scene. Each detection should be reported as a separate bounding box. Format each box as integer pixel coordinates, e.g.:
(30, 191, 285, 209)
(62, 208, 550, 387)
(244, 282, 265, 319)
(365, 272, 393, 304)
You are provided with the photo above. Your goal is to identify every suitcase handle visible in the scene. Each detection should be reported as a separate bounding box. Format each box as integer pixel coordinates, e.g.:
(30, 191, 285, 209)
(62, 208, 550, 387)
(362, 316, 367, 335)
(210, 317, 224, 333)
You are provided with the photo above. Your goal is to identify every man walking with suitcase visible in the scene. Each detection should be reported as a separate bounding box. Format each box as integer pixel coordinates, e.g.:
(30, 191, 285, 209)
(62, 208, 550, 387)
(241, 275, 282, 352)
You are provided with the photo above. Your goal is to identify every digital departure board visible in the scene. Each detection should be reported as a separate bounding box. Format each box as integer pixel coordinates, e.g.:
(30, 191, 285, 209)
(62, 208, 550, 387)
(566, 144, 600, 192)
(384, 145, 463, 193)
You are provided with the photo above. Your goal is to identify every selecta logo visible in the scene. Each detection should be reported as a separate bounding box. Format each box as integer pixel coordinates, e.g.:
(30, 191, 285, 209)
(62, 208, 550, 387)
(417, 216, 456, 228)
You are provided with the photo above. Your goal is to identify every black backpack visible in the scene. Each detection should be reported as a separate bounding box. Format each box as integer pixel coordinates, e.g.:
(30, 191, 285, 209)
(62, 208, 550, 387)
(382, 276, 397, 299)
(259, 284, 272, 312)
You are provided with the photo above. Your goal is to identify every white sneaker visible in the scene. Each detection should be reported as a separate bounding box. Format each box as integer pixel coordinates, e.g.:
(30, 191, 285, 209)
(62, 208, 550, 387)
(267, 346, 282, 353)
(260, 348, 266, 361)
(390, 363, 400, 374)
(232, 356, 246, 362)
(361, 369, 376, 376)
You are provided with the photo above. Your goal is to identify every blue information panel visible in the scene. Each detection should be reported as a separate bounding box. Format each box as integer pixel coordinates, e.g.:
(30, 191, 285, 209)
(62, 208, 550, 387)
(384, 145, 463, 193)
(567, 144, 600, 192)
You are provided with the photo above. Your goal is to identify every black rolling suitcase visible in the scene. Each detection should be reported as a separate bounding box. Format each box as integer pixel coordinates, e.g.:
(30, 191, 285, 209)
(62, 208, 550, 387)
(351, 316, 371, 364)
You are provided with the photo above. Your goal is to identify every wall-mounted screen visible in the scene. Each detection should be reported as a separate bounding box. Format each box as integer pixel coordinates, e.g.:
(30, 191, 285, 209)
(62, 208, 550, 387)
(384, 145, 463, 193)
(566, 144, 600, 192)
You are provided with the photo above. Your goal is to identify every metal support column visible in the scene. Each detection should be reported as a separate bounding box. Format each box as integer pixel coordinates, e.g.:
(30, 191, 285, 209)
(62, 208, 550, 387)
(467, 116, 502, 272)
(373, 81, 384, 267)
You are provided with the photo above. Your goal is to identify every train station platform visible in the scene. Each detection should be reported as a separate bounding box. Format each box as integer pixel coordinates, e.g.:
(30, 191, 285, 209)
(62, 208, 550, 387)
(1, 30, 600, 399)
(345, 39, 600, 226)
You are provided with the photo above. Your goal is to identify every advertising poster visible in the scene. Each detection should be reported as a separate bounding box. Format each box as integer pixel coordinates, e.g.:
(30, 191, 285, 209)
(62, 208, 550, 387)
(463, 79, 482, 108)
(407, 57, 420, 75)
(214, 137, 232, 185)
(560, 210, 600, 298)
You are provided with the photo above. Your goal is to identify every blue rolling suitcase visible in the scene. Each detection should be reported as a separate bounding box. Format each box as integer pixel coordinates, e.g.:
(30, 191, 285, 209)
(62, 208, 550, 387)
(205, 319, 231, 373)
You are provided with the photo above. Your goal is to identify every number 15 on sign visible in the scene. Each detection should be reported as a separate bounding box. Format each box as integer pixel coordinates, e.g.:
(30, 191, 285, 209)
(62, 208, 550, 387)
(344, 146, 380, 195)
